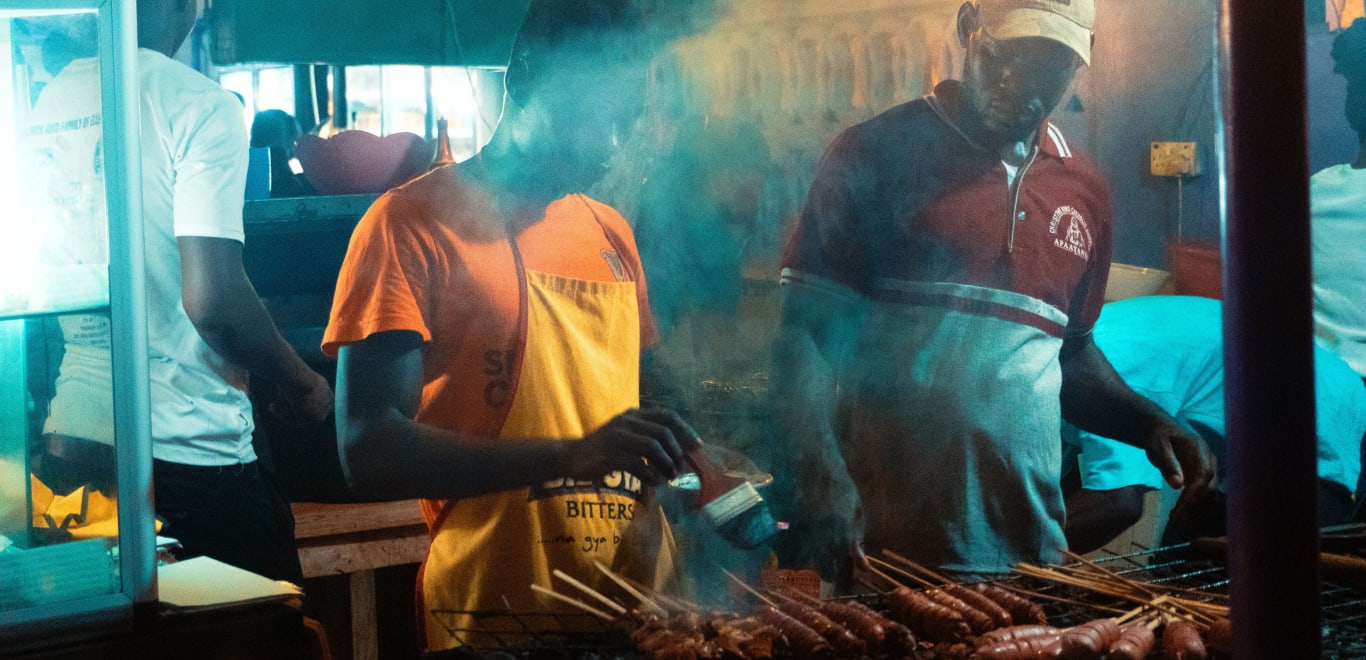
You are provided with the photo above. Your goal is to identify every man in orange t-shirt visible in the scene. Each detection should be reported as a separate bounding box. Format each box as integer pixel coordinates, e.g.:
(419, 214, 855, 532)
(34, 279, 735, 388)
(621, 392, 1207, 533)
(322, 0, 698, 651)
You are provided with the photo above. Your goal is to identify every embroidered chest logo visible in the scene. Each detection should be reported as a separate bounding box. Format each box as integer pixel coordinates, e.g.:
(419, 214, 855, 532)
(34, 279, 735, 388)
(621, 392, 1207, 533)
(600, 250, 628, 282)
(1049, 206, 1092, 261)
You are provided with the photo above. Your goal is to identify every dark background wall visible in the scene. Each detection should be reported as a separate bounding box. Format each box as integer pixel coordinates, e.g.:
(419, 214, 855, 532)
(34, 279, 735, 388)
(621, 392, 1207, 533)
(1069, 0, 1221, 266)
(216, 0, 1358, 273)
(208, 0, 532, 66)
(592, 0, 1356, 274)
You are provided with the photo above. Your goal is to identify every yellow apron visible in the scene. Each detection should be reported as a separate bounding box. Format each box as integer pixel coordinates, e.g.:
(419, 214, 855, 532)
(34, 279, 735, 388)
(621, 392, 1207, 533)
(421, 267, 673, 650)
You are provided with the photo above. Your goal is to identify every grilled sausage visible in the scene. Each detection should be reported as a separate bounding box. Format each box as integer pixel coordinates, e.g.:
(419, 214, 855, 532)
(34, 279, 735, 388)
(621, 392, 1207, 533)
(1106, 624, 1157, 660)
(972, 583, 1049, 625)
(825, 597, 920, 656)
(1055, 618, 1122, 660)
(771, 595, 865, 655)
(945, 584, 1013, 629)
(1159, 620, 1208, 660)
(712, 615, 779, 660)
(1205, 617, 1232, 656)
(973, 632, 1063, 659)
(887, 586, 973, 643)
(974, 624, 1061, 647)
(817, 599, 887, 649)
(881, 620, 922, 657)
(927, 589, 996, 635)
(755, 605, 834, 659)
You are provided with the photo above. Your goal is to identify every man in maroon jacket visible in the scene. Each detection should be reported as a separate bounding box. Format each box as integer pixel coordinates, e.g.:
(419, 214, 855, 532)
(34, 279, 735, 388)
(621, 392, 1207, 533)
(770, 0, 1215, 581)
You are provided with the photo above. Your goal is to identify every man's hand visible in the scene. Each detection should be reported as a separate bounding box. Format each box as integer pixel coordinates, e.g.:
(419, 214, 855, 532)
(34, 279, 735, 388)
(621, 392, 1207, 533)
(1142, 417, 1217, 523)
(566, 408, 699, 486)
(270, 370, 334, 425)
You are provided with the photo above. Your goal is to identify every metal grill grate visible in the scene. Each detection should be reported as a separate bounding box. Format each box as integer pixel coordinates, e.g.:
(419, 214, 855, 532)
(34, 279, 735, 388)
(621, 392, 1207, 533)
(984, 542, 1366, 659)
(423, 540, 1366, 659)
(427, 609, 627, 658)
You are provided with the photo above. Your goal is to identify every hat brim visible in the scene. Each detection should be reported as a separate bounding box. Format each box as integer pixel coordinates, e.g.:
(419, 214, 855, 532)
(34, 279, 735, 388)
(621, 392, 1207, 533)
(982, 9, 1091, 65)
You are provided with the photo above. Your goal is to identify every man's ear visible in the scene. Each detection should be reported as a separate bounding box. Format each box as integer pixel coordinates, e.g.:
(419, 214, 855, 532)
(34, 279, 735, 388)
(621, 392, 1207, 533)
(504, 52, 532, 109)
(957, 1, 980, 49)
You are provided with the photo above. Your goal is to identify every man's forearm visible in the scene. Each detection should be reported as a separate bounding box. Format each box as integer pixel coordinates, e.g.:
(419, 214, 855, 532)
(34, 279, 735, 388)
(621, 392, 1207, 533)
(339, 408, 571, 501)
(1059, 337, 1176, 447)
(179, 236, 320, 394)
(191, 277, 318, 392)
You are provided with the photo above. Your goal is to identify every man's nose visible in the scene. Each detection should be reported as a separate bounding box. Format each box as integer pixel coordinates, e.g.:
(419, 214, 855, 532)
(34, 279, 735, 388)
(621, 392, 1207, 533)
(995, 62, 1025, 94)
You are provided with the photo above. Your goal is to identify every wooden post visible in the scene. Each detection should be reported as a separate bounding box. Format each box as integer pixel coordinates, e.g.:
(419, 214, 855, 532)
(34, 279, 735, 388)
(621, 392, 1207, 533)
(1218, 1, 1321, 658)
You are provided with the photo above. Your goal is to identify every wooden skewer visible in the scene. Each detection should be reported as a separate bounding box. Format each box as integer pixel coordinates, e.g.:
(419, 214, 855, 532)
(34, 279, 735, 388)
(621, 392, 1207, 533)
(879, 550, 1120, 614)
(854, 573, 887, 594)
(1015, 563, 1138, 600)
(1015, 563, 1224, 624)
(864, 563, 905, 591)
(552, 569, 626, 615)
(646, 587, 696, 613)
(990, 580, 1130, 615)
(880, 551, 1137, 616)
(981, 578, 1118, 612)
(530, 583, 613, 621)
(721, 568, 781, 609)
(1115, 602, 1149, 624)
(1059, 550, 1222, 618)
(1138, 594, 1216, 626)
(1062, 550, 1164, 600)
(1060, 564, 1230, 606)
(614, 569, 700, 612)
(882, 549, 955, 585)
(591, 561, 667, 615)
(1058, 558, 1224, 623)
(867, 555, 937, 589)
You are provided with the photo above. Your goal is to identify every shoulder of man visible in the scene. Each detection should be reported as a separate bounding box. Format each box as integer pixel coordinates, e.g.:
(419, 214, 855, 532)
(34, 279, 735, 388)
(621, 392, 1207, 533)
(138, 49, 224, 92)
(135, 53, 243, 137)
(576, 195, 636, 241)
(1039, 121, 1105, 179)
(362, 167, 508, 244)
(838, 96, 940, 154)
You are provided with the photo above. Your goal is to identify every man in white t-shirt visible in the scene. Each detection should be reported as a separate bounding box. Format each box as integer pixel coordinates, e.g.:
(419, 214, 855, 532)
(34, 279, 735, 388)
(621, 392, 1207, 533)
(29, 0, 331, 582)
(1312, 16, 1366, 390)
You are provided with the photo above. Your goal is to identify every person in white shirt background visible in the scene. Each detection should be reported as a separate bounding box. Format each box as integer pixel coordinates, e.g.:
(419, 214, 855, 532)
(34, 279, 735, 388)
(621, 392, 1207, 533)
(27, 0, 331, 582)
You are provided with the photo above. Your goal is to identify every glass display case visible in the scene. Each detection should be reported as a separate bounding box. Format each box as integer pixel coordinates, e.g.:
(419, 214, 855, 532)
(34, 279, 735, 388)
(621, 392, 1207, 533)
(0, 0, 154, 646)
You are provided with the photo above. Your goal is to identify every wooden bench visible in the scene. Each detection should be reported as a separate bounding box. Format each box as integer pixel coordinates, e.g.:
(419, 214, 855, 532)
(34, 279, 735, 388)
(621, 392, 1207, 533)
(292, 501, 429, 660)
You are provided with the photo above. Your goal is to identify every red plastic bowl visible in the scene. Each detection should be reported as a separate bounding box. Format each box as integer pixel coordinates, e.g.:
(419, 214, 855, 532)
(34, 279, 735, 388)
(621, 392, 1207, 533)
(295, 130, 434, 195)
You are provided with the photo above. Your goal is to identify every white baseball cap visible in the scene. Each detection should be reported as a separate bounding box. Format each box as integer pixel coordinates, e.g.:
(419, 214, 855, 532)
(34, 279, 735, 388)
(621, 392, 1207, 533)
(978, 0, 1095, 65)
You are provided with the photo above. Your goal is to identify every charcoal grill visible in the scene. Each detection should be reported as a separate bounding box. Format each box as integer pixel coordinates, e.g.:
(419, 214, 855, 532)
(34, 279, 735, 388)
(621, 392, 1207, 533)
(423, 538, 1366, 659)
(426, 609, 627, 658)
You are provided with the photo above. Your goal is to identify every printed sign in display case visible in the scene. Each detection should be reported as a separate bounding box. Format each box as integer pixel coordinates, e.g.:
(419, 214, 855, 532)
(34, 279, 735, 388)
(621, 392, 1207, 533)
(0, 0, 155, 646)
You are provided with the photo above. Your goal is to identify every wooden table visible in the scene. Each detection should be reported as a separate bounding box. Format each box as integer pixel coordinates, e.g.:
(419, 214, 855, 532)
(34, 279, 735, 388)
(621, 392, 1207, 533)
(292, 501, 429, 660)
(8, 603, 327, 659)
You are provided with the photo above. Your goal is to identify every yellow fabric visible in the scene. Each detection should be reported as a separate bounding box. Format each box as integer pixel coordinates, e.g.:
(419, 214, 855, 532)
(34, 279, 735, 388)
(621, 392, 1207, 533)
(30, 474, 160, 540)
(1347, 0, 1365, 28)
(421, 270, 674, 650)
(1330, 0, 1365, 29)
(30, 474, 54, 519)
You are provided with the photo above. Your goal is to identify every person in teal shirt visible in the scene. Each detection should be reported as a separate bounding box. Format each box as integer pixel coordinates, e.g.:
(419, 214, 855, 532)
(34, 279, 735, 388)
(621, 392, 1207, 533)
(1063, 296, 1366, 553)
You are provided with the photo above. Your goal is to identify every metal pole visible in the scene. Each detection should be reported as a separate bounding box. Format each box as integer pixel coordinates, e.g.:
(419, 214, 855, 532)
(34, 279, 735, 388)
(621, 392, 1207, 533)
(1218, 1, 1320, 658)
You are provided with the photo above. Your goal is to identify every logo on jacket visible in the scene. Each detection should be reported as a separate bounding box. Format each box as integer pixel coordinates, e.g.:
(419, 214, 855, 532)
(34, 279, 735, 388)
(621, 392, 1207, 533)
(1049, 206, 1092, 260)
(601, 250, 628, 282)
